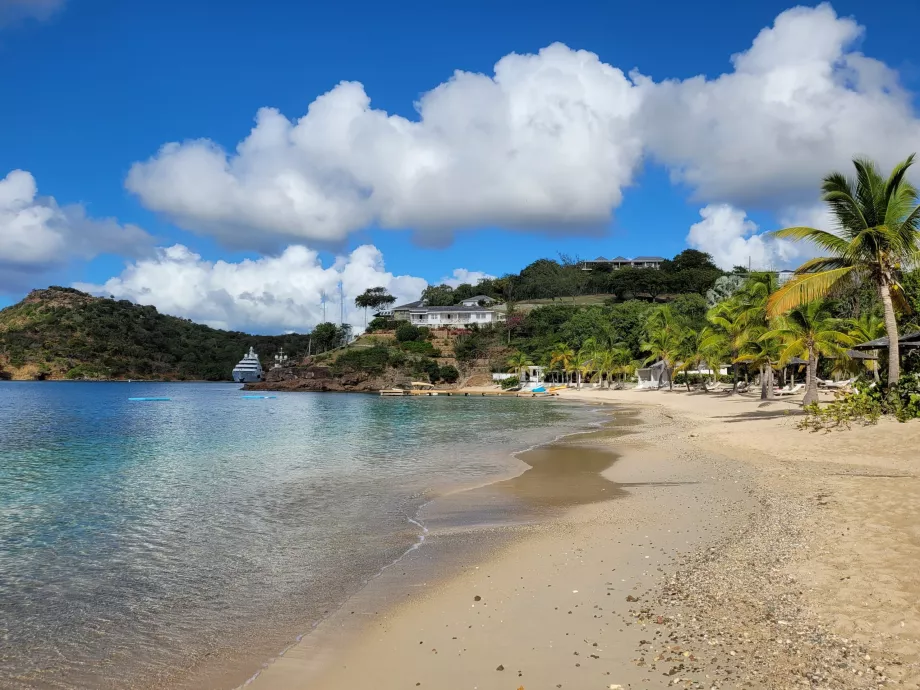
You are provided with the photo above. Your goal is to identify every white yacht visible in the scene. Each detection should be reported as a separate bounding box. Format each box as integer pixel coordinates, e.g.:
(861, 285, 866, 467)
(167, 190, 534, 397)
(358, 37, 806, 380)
(232, 347, 264, 383)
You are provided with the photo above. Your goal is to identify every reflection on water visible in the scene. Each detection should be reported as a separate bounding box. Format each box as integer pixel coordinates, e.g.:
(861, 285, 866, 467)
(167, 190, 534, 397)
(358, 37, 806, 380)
(0, 383, 595, 689)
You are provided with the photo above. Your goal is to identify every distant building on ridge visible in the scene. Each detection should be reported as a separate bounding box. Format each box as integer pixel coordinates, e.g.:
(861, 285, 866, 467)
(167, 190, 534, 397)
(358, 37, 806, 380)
(580, 255, 665, 271)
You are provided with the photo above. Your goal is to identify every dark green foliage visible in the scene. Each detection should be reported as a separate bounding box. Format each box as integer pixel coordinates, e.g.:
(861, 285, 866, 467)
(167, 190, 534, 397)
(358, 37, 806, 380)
(500, 376, 520, 390)
(354, 287, 396, 311)
(669, 293, 709, 331)
(331, 345, 391, 376)
(310, 322, 349, 352)
(0, 288, 313, 381)
(421, 284, 456, 306)
(366, 317, 399, 332)
(411, 357, 442, 382)
(439, 364, 460, 383)
(453, 329, 493, 362)
(400, 340, 440, 356)
(607, 300, 656, 355)
(451, 283, 477, 302)
(395, 323, 424, 342)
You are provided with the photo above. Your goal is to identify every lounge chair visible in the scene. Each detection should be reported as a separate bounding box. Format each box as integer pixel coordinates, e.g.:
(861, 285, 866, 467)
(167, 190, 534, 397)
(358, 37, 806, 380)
(824, 377, 856, 390)
(703, 381, 729, 392)
(773, 383, 805, 396)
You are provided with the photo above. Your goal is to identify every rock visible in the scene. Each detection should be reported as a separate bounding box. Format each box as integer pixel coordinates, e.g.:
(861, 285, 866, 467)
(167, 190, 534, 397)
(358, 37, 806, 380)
(496, 665, 504, 671)
(474, 595, 481, 601)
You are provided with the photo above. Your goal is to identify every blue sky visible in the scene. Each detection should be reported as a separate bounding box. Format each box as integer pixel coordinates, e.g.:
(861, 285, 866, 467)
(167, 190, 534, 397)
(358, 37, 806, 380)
(3, 0, 920, 331)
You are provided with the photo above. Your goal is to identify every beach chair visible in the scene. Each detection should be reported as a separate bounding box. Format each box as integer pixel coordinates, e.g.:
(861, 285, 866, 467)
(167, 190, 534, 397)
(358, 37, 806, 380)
(773, 383, 805, 396)
(824, 377, 856, 390)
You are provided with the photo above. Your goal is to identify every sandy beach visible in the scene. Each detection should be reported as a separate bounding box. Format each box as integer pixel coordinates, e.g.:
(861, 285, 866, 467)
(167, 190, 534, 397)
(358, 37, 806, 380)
(243, 388, 920, 690)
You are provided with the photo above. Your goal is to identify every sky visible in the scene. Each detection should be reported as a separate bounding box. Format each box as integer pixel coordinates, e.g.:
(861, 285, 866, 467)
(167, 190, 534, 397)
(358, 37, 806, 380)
(3, 0, 920, 333)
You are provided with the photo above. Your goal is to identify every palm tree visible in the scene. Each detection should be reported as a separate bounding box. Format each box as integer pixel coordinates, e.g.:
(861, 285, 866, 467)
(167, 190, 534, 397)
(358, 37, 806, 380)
(846, 312, 886, 381)
(570, 349, 592, 390)
(641, 313, 684, 391)
(549, 343, 575, 385)
(506, 351, 533, 381)
(762, 301, 854, 405)
(675, 327, 706, 392)
(768, 155, 920, 392)
(736, 329, 782, 400)
(703, 303, 750, 394)
(589, 348, 614, 389)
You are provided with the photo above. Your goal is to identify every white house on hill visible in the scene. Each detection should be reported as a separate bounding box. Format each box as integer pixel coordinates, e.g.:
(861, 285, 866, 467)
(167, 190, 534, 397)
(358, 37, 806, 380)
(392, 297, 503, 328)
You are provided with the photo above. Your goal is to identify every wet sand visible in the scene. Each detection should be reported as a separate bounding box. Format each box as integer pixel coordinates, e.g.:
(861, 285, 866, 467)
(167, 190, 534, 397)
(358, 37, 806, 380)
(244, 404, 758, 689)
(242, 390, 920, 690)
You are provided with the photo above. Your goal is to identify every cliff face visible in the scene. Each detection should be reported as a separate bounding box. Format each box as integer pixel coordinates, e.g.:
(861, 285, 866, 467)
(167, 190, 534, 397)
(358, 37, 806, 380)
(244, 363, 409, 392)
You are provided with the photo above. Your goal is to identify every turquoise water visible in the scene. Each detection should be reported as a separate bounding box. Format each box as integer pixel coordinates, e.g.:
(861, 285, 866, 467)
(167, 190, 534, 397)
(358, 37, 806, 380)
(0, 383, 593, 689)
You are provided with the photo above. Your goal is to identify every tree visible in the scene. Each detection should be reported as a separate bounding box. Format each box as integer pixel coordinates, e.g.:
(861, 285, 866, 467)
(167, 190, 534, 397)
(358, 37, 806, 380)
(355, 287, 396, 327)
(704, 302, 750, 394)
(769, 154, 920, 393)
(549, 343, 575, 384)
(736, 330, 781, 400)
(571, 348, 592, 390)
(762, 301, 854, 405)
(421, 284, 456, 306)
(706, 275, 746, 307)
(675, 327, 707, 392)
(506, 351, 533, 380)
(641, 306, 684, 391)
(847, 312, 886, 381)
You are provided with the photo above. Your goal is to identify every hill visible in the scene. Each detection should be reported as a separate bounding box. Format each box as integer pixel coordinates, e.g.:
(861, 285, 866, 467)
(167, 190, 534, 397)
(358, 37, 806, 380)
(0, 287, 312, 381)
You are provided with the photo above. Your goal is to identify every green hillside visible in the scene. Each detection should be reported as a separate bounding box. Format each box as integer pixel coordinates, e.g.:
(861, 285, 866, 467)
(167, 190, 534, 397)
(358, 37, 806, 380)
(0, 287, 312, 381)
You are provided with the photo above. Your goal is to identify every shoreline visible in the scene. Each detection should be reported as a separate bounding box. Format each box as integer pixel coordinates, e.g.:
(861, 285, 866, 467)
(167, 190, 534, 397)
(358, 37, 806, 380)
(162, 397, 609, 690)
(242, 389, 920, 689)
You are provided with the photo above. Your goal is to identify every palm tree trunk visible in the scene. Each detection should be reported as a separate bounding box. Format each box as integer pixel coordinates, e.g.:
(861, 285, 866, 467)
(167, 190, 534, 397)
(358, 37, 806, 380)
(879, 279, 900, 389)
(803, 347, 819, 405)
(766, 366, 775, 400)
(759, 364, 767, 400)
(576, 371, 581, 390)
(731, 353, 739, 395)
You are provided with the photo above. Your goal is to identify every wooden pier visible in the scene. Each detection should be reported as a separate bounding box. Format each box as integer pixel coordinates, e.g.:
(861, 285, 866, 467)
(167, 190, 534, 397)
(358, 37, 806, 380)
(379, 388, 559, 398)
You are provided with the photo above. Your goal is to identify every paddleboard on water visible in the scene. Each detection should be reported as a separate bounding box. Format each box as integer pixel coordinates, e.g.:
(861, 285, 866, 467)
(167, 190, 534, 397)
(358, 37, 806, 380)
(128, 397, 171, 402)
(241, 395, 277, 399)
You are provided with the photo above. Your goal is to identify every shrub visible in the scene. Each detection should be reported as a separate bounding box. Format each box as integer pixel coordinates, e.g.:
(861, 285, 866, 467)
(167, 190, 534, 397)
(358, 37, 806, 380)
(500, 376, 520, 390)
(892, 373, 920, 422)
(366, 317, 398, 333)
(399, 340, 440, 356)
(798, 383, 883, 432)
(439, 365, 460, 383)
(331, 346, 390, 375)
(410, 358, 441, 382)
(395, 323, 423, 342)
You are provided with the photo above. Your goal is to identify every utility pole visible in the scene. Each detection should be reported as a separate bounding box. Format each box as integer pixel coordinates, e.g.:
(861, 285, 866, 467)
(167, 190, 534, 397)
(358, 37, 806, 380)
(320, 290, 328, 322)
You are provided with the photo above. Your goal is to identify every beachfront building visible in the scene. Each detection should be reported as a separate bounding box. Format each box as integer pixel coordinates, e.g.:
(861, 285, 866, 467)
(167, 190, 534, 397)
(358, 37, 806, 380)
(581, 255, 665, 271)
(392, 300, 504, 328)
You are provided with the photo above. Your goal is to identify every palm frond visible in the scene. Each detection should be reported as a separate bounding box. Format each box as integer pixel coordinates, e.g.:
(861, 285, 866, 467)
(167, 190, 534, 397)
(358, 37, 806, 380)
(794, 256, 852, 273)
(766, 267, 856, 316)
(771, 226, 852, 256)
(890, 283, 913, 314)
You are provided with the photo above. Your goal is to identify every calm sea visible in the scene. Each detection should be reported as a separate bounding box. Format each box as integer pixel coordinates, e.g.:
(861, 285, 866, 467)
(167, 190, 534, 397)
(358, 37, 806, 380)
(0, 383, 596, 689)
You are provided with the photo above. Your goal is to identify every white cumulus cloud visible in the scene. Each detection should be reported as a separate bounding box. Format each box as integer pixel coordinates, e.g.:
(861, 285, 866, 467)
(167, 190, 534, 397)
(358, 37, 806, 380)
(636, 3, 920, 209)
(0, 0, 65, 27)
(75, 243, 434, 334)
(0, 169, 152, 291)
(686, 204, 809, 271)
(125, 4, 920, 252)
(438, 268, 496, 288)
(126, 43, 644, 247)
